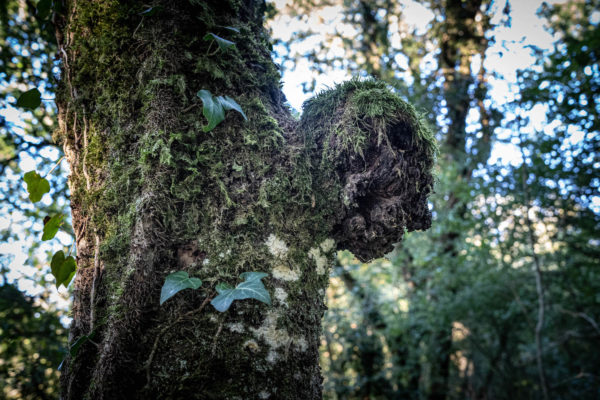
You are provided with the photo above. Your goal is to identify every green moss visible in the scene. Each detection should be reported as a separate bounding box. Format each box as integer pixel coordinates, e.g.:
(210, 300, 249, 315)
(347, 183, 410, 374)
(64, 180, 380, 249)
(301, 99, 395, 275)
(301, 78, 438, 167)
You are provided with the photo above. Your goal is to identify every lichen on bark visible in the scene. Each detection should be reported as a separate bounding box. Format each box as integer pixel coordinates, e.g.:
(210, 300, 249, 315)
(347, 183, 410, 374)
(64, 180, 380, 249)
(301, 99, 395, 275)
(54, 0, 436, 399)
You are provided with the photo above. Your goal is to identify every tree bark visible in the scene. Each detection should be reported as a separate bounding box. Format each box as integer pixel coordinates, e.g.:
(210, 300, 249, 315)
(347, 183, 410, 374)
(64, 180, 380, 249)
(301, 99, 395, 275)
(54, 0, 435, 398)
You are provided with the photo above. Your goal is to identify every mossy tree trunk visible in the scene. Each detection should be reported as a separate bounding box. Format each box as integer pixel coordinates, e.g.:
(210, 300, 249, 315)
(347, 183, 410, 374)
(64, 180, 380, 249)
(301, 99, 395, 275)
(55, 0, 435, 399)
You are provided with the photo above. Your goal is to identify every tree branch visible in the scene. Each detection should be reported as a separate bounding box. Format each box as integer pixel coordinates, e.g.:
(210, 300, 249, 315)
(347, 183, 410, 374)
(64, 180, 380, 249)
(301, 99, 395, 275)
(520, 144, 550, 400)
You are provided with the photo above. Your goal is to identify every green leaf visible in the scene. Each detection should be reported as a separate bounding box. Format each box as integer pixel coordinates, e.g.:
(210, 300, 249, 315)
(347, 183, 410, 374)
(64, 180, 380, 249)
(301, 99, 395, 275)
(197, 89, 225, 132)
(160, 271, 203, 305)
(69, 335, 89, 357)
(203, 33, 236, 51)
(37, 0, 53, 20)
(50, 250, 77, 289)
(69, 327, 101, 358)
(16, 88, 42, 110)
(215, 282, 234, 291)
(23, 170, 50, 202)
(223, 26, 240, 33)
(42, 214, 64, 241)
(211, 272, 271, 312)
(196, 90, 247, 131)
(217, 96, 248, 121)
(69, 329, 97, 357)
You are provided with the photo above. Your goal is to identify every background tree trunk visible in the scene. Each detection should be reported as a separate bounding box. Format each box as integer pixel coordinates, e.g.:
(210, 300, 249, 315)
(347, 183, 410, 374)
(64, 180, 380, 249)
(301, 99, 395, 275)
(55, 0, 435, 398)
(425, 1, 492, 398)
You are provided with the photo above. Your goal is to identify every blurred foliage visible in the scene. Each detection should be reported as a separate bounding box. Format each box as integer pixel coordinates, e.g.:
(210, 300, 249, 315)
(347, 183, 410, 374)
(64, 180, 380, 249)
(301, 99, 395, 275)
(1, 1, 67, 399)
(0, 0, 69, 241)
(270, 0, 599, 399)
(0, 280, 65, 400)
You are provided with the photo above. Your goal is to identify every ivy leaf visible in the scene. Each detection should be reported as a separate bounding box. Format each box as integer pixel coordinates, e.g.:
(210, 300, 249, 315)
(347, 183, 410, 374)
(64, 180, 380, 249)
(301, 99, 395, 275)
(197, 89, 225, 132)
(160, 271, 203, 305)
(211, 272, 271, 312)
(50, 250, 77, 289)
(203, 33, 236, 51)
(23, 170, 50, 202)
(69, 335, 89, 357)
(16, 88, 42, 109)
(216, 282, 234, 291)
(69, 329, 97, 357)
(197, 90, 247, 131)
(217, 96, 248, 121)
(42, 214, 64, 241)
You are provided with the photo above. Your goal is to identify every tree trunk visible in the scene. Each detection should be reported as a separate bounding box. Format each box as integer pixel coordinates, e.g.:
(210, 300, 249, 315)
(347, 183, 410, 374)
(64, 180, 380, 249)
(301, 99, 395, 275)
(426, 1, 492, 399)
(55, 0, 435, 398)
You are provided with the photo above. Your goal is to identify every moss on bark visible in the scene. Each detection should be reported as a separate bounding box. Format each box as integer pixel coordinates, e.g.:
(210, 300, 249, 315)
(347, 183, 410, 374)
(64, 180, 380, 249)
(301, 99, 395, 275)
(55, 0, 435, 399)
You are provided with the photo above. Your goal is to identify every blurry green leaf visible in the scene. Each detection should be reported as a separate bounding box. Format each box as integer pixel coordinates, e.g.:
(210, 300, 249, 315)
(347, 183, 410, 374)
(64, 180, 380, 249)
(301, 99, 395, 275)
(223, 26, 240, 33)
(211, 272, 270, 312)
(42, 214, 64, 241)
(203, 33, 236, 51)
(16, 88, 42, 109)
(37, 0, 53, 20)
(23, 170, 50, 202)
(160, 271, 202, 305)
(218, 95, 247, 120)
(50, 250, 76, 288)
(197, 89, 225, 132)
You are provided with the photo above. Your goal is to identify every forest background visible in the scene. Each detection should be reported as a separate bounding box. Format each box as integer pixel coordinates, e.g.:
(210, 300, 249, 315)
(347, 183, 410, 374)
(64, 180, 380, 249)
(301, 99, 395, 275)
(0, 0, 598, 399)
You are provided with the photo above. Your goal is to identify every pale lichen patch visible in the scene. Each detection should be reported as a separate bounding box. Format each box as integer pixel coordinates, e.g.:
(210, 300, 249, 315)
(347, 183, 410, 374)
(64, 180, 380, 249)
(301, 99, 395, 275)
(274, 287, 288, 306)
(308, 247, 328, 275)
(265, 233, 288, 259)
(251, 310, 291, 350)
(226, 322, 245, 333)
(320, 238, 335, 253)
(272, 264, 300, 281)
(266, 350, 279, 364)
(294, 336, 308, 352)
